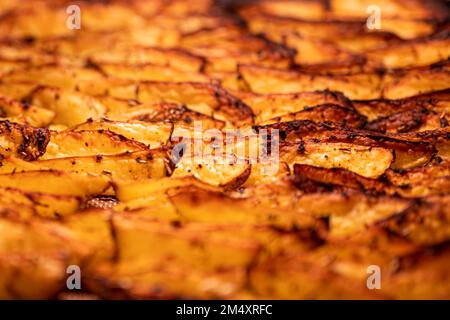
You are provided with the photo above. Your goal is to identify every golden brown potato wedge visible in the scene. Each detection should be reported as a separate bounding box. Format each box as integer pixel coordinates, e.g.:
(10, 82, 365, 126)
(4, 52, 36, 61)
(85, 264, 251, 299)
(89, 47, 204, 73)
(136, 81, 254, 127)
(101, 99, 225, 130)
(249, 253, 382, 299)
(0, 150, 169, 181)
(0, 170, 110, 197)
(366, 38, 450, 69)
(393, 128, 450, 161)
(168, 185, 317, 229)
(281, 33, 363, 67)
(238, 0, 327, 21)
(328, 0, 448, 21)
(365, 107, 443, 134)
(378, 196, 450, 246)
(171, 154, 251, 190)
(72, 118, 173, 148)
(240, 90, 352, 122)
(2, 65, 109, 95)
(0, 253, 67, 299)
(42, 129, 149, 159)
(243, 13, 365, 41)
(260, 104, 365, 128)
(97, 63, 209, 83)
(383, 66, 450, 99)
(353, 90, 450, 121)
(61, 209, 115, 264)
(329, 32, 402, 53)
(0, 212, 95, 299)
(0, 95, 54, 127)
(259, 120, 435, 169)
(0, 186, 82, 218)
(385, 161, 450, 197)
(293, 164, 387, 193)
(281, 141, 393, 178)
(239, 64, 382, 99)
(110, 214, 261, 274)
(114, 176, 219, 202)
(0, 81, 39, 100)
(30, 86, 106, 126)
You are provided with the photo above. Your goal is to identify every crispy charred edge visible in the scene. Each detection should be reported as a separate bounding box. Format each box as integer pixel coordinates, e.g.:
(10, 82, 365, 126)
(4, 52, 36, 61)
(365, 107, 434, 133)
(291, 170, 348, 194)
(255, 119, 340, 138)
(243, 88, 354, 110)
(0, 120, 50, 160)
(242, 9, 367, 33)
(354, 89, 450, 118)
(168, 185, 326, 245)
(131, 103, 225, 129)
(265, 103, 367, 129)
(84, 115, 175, 132)
(209, 82, 255, 126)
(393, 127, 450, 143)
(312, 89, 353, 108)
(252, 32, 296, 65)
(293, 54, 368, 74)
(391, 58, 450, 73)
(256, 120, 435, 158)
(220, 163, 252, 191)
(420, 0, 450, 21)
(293, 164, 388, 194)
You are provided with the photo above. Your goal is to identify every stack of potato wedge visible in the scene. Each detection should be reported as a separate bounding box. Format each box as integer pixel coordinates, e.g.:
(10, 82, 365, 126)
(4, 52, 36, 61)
(0, 0, 449, 299)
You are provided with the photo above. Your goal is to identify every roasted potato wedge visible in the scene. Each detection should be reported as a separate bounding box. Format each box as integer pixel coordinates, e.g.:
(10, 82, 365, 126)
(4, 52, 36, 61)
(42, 129, 149, 159)
(0, 170, 110, 197)
(72, 118, 173, 148)
(241, 90, 352, 122)
(30, 87, 106, 126)
(0, 150, 169, 181)
(89, 47, 204, 73)
(136, 81, 254, 127)
(0, 186, 82, 218)
(0, 95, 54, 127)
(281, 141, 393, 178)
(260, 104, 365, 128)
(239, 64, 382, 99)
